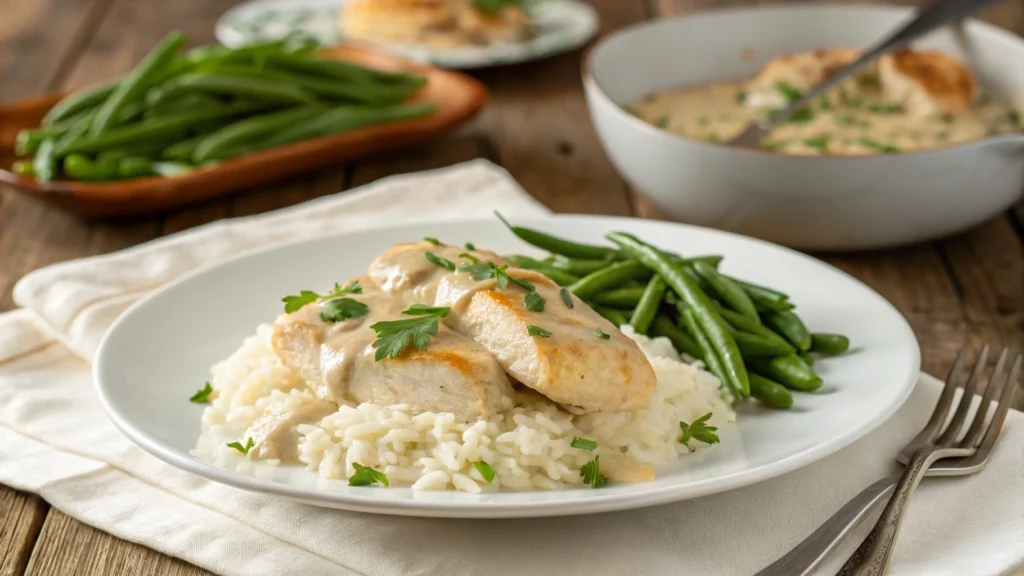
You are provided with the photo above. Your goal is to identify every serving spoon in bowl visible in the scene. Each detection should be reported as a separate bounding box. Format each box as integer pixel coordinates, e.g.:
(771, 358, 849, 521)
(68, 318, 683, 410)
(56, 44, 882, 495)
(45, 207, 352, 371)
(728, 0, 1009, 148)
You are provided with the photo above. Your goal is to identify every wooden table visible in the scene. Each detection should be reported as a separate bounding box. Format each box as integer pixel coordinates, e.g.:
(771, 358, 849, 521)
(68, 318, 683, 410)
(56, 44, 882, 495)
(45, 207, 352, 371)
(1, 0, 1022, 574)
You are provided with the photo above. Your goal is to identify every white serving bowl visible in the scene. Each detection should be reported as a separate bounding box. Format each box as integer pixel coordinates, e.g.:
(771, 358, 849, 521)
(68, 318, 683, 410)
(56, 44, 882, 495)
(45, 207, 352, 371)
(583, 5, 1024, 251)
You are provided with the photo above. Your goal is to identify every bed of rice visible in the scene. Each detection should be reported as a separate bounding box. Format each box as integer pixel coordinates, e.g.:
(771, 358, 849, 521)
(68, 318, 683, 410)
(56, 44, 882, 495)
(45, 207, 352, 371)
(195, 324, 735, 492)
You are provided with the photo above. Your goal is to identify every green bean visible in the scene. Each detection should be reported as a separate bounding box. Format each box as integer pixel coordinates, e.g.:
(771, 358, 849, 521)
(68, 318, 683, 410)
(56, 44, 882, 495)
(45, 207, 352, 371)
(800, 352, 816, 366)
(810, 333, 850, 356)
(567, 260, 650, 299)
(593, 306, 629, 327)
(505, 254, 549, 269)
(591, 286, 645, 308)
(497, 213, 624, 260)
(501, 259, 579, 285)
(52, 113, 96, 157)
(679, 308, 740, 400)
(189, 104, 326, 162)
(244, 102, 435, 152)
(12, 160, 36, 177)
(145, 91, 224, 117)
(153, 73, 319, 106)
(630, 276, 667, 334)
(763, 310, 812, 352)
(92, 31, 186, 137)
(64, 154, 120, 180)
(748, 355, 822, 392)
(63, 103, 263, 155)
(693, 260, 760, 323)
(549, 256, 615, 276)
(731, 331, 794, 357)
(608, 232, 749, 397)
(650, 315, 702, 359)
(729, 277, 789, 300)
(151, 161, 194, 177)
(730, 278, 794, 312)
(117, 156, 155, 178)
(265, 53, 420, 86)
(713, 303, 795, 354)
(749, 373, 794, 409)
(32, 140, 58, 182)
(42, 79, 119, 127)
(97, 142, 168, 163)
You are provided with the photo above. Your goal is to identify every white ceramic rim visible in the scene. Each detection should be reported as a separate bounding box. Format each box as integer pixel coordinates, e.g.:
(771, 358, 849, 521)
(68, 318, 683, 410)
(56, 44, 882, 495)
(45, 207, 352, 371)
(582, 3, 1024, 160)
(94, 215, 921, 518)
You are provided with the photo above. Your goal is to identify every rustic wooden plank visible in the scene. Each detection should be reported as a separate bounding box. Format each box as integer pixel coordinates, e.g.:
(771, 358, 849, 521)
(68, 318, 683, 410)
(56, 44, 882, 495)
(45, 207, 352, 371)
(0, 488, 46, 576)
(23, 510, 211, 576)
(0, 0, 110, 102)
(472, 0, 647, 215)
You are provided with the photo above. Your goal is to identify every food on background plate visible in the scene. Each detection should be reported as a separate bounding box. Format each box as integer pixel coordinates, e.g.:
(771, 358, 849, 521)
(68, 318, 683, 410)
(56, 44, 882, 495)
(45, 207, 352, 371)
(341, 0, 534, 48)
(629, 47, 1021, 155)
(12, 31, 435, 183)
(193, 219, 850, 492)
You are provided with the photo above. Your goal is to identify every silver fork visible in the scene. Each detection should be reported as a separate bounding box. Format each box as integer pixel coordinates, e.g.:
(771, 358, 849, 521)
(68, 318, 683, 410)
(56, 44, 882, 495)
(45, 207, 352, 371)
(756, 346, 1021, 576)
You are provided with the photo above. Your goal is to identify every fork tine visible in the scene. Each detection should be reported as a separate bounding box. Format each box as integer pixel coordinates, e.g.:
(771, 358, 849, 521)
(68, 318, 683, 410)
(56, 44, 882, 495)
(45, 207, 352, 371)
(974, 354, 1021, 455)
(936, 345, 988, 446)
(960, 348, 1010, 448)
(917, 348, 966, 442)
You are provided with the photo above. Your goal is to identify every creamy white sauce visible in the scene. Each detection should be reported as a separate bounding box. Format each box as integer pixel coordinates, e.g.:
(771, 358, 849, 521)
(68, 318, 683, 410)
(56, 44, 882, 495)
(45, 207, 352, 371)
(630, 79, 1019, 155)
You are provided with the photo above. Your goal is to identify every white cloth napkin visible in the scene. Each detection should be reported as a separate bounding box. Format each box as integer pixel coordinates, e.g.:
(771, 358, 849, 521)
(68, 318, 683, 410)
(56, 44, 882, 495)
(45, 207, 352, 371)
(1, 159, 1021, 576)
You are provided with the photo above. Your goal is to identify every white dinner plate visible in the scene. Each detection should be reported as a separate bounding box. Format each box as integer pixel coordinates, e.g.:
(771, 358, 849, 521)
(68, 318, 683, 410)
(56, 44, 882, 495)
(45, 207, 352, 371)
(94, 216, 920, 518)
(215, 0, 599, 69)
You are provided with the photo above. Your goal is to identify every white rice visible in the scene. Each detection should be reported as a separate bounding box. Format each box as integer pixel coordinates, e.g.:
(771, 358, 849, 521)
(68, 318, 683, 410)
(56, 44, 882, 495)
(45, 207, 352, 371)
(195, 324, 735, 492)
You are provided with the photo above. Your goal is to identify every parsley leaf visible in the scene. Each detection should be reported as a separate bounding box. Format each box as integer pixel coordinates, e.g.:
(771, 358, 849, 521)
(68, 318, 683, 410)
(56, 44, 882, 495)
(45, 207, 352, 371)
(527, 325, 551, 338)
(571, 437, 597, 451)
(282, 281, 362, 313)
(424, 236, 440, 245)
(788, 107, 814, 124)
(654, 115, 669, 128)
(465, 242, 476, 250)
(580, 456, 608, 488)
(1008, 110, 1021, 126)
(774, 81, 803, 104)
(679, 412, 720, 446)
(867, 102, 901, 114)
(472, 461, 496, 484)
(524, 292, 545, 312)
(370, 306, 451, 361)
(426, 251, 456, 271)
(736, 90, 747, 104)
(857, 137, 900, 153)
(804, 136, 830, 153)
(458, 261, 534, 292)
(349, 463, 389, 487)
(560, 287, 574, 309)
(319, 298, 369, 323)
(189, 382, 214, 403)
(593, 328, 611, 340)
(227, 437, 254, 455)
(458, 252, 479, 263)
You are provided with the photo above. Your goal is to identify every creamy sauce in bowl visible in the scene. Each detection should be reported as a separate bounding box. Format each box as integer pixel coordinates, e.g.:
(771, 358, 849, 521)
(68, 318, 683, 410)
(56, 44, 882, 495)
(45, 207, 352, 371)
(628, 51, 1021, 156)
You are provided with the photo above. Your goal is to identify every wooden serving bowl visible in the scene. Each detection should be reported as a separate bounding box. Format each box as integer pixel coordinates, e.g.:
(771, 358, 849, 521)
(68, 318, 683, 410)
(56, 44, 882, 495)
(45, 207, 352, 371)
(0, 45, 488, 217)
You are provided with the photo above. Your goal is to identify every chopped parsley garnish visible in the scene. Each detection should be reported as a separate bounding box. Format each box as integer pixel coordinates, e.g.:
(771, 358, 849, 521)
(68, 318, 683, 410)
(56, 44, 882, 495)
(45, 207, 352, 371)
(698, 116, 710, 126)
(524, 292, 545, 312)
(654, 115, 669, 128)
(804, 136, 830, 153)
(936, 131, 950, 142)
(559, 287, 574, 309)
(580, 456, 608, 488)
(1008, 110, 1021, 126)
(679, 413, 720, 446)
(621, 104, 640, 117)
(774, 81, 803, 104)
(787, 107, 814, 124)
(349, 463, 389, 487)
(835, 114, 866, 127)
(527, 325, 551, 338)
(465, 242, 477, 250)
(736, 90, 748, 104)
(370, 305, 451, 361)
(760, 139, 788, 152)
(570, 437, 597, 451)
(857, 137, 899, 153)
(282, 281, 362, 313)
(458, 252, 479, 263)
(319, 298, 369, 323)
(941, 112, 956, 124)
(593, 328, 611, 340)
(708, 134, 722, 143)
(472, 461, 496, 484)
(867, 102, 901, 114)
(227, 437, 254, 455)
(189, 382, 214, 404)
(459, 261, 534, 292)
(424, 236, 440, 245)
(857, 74, 881, 89)
(425, 251, 456, 271)
(818, 95, 831, 110)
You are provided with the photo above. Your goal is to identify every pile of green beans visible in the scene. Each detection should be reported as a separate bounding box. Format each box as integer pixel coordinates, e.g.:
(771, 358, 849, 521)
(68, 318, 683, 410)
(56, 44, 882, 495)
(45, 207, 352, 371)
(498, 216, 851, 411)
(13, 32, 435, 182)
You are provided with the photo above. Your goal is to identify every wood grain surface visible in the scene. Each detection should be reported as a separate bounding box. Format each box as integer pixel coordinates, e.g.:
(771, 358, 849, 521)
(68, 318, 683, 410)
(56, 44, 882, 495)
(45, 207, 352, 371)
(1, 1, 1022, 574)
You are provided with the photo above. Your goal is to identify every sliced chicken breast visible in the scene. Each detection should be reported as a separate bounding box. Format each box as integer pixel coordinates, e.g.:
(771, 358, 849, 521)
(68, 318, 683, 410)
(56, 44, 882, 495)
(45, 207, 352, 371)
(879, 49, 976, 117)
(271, 277, 514, 420)
(369, 243, 658, 412)
(745, 48, 865, 109)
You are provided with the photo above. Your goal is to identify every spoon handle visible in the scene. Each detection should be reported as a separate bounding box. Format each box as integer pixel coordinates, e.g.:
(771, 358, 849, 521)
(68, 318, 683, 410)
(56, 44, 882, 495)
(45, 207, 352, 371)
(772, 0, 1006, 125)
